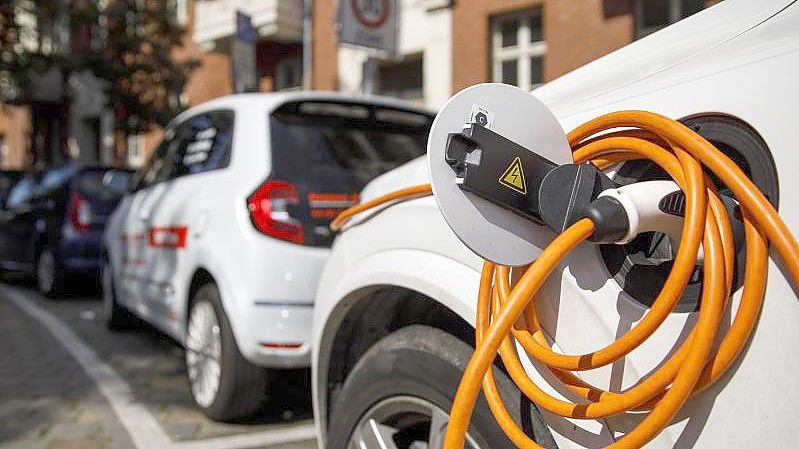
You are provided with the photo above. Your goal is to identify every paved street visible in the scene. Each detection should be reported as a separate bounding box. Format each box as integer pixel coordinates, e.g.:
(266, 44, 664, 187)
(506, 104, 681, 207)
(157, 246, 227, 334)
(0, 276, 317, 449)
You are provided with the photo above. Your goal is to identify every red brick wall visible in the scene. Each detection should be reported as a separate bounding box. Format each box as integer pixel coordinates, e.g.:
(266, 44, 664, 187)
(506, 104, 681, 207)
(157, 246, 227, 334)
(312, 0, 338, 90)
(452, 0, 634, 94)
(0, 105, 31, 169)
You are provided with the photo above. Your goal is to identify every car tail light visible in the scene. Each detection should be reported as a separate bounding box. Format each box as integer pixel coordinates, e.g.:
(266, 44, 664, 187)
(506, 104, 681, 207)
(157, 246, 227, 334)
(70, 193, 91, 232)
(247, 180, 304, 244)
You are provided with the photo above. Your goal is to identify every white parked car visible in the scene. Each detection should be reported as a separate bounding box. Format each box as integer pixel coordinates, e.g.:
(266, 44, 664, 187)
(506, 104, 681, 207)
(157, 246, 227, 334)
(102, 92, 433, 420)
(312, 1, 799, 448)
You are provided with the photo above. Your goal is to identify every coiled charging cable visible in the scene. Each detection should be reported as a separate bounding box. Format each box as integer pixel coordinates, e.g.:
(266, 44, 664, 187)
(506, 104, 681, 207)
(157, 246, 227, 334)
(331, 111, 799, 449)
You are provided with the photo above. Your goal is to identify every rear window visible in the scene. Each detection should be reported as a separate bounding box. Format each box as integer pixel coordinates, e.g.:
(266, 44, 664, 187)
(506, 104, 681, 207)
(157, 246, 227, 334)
(39, 165, 79, 194)
(270, 102, 430, 187)
(75, 169, 131, 203)
(268, 101, 432, 246)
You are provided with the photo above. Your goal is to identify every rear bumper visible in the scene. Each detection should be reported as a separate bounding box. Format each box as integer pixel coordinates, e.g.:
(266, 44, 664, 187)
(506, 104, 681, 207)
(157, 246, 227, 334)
(57, 230, 103, 275)
(238, 301, 314, 368)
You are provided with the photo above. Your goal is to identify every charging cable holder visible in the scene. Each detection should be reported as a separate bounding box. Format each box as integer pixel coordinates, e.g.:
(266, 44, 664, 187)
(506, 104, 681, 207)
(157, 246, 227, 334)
(427, 83, 574, 266)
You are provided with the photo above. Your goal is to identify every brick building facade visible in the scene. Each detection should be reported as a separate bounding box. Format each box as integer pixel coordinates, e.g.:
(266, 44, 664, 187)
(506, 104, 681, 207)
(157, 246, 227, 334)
(1, 0, 721, 170)
(311, 0, 719, 107)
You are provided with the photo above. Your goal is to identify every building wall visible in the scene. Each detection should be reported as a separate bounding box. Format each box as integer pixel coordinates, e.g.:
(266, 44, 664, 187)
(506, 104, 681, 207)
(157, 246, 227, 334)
(312, 0, 339, 90)
(329, 0, 453, 110)
(0, 105, 31, 170)
(67, 70, 116, 166)
(135, 0, 304, 166)
(452, 0, 634, 94)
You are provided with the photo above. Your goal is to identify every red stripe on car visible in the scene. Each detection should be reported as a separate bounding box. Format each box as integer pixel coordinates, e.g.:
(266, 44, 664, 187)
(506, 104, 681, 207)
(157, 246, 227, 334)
(148, 226, 188, 249)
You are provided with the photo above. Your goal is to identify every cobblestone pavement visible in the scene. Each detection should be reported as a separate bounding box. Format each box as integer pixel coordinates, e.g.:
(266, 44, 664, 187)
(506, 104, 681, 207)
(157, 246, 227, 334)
(0, 276, 318, 449)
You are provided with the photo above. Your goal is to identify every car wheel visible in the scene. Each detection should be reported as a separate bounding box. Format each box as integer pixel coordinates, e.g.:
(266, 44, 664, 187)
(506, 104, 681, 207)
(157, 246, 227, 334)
(185, 283, 267, 422)
(36, 249, 63, 298)
(326, 325, 557, 449)
(102, 258, 136, 330)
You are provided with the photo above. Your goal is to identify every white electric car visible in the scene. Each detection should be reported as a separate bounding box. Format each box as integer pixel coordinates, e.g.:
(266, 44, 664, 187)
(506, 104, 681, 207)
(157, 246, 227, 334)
(102, 92, 433, 421)
(312, 1, 799, 448)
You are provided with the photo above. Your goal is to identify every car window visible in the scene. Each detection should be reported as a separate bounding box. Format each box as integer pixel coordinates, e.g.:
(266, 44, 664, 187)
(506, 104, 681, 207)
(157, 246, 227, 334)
(267, 102, 431, 247)
(134, 128, 180, 190)
(269, 102, 430, 189)
(5, 175, 38, 209)
(171, 110, 234, 178)
(38, 165, 78, 195)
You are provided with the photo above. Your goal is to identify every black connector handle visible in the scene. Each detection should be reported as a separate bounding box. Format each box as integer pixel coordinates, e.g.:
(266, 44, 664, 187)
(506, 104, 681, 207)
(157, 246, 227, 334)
(445, 125, 629, 241)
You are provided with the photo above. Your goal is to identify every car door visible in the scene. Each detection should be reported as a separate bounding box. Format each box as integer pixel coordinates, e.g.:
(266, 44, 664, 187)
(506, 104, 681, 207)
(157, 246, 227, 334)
(120, 129, 182, 322)
(142, 110, 234, 334)
(0, 174, 40, 270)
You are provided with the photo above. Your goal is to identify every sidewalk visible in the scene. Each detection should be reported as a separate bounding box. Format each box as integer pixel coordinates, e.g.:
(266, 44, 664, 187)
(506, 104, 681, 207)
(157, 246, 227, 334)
(0, 295, 135, 449)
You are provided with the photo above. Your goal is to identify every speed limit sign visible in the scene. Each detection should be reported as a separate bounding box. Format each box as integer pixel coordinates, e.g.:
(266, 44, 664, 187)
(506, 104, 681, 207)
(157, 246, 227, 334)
(338, 0, 398, 54)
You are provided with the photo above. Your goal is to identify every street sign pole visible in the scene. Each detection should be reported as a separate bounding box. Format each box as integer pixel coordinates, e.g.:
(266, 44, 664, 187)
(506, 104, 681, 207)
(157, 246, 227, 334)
(361, 57, 377, 95)
(302, 0, 313, 90)
(232, 11, 257, 93)
(337, 0, 399, 95)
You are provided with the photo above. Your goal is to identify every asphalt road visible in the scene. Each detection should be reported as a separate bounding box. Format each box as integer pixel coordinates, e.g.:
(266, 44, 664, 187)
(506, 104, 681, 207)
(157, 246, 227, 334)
(0, 275, 318, 449)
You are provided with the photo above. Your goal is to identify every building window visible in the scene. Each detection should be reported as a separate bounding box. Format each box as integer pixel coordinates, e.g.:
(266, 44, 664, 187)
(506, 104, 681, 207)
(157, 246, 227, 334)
(274, 57, 303, 91)
(127, 133, 145, 168)
(491, 8, 546, 91)
(636, 0, 705, 38)
(377, 55, 424, 101)
(169, 0, 189, 27)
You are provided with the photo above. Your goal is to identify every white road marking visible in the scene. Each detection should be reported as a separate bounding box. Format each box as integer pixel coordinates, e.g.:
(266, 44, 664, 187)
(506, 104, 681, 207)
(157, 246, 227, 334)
(3, 285, 316, 449)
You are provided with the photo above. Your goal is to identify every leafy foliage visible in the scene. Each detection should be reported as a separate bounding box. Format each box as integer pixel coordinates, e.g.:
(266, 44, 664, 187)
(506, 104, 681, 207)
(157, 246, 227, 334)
(0, 0, 197, 133)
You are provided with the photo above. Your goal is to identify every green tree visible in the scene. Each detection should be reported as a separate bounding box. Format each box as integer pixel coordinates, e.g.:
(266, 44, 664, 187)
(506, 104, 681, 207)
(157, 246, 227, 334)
(0, 0, 197, 134)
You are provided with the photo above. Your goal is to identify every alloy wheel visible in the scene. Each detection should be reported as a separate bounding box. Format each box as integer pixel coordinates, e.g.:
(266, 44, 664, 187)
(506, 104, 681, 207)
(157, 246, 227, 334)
(347, 396, 481, 449)
(186, 301, 222, 408)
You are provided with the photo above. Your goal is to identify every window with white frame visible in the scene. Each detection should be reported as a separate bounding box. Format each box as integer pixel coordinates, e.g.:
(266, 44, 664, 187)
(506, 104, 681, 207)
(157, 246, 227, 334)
(168, 0, 189, 27)
(636, 0, 705, 38)
(127, 133, 145, 168)
(491, 8, 545, 91)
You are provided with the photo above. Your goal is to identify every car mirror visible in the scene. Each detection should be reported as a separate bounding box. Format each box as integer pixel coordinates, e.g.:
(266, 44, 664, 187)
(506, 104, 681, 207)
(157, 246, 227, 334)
(103, 170, 132, 195)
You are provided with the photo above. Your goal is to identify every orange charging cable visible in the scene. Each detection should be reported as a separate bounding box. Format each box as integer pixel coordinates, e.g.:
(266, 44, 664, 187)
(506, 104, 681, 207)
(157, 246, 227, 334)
(332, 111, 799, 449)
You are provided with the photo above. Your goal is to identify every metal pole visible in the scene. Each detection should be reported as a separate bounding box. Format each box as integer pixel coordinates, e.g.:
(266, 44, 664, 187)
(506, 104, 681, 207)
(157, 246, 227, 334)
(302, 0, 313, 90)
(361, 56, 377, 95)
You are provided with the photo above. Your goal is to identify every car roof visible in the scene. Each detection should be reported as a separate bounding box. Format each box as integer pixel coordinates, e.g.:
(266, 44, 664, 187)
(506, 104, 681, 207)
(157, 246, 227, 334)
(170, 91, 435, 128)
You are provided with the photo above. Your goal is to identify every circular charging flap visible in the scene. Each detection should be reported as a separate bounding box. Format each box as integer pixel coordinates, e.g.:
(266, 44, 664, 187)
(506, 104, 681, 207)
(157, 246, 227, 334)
(427, 83, 572, 266)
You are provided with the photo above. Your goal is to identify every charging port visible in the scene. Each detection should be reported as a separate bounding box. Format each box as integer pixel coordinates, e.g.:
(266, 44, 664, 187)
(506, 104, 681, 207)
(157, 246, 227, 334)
(600, 115, 779, 311)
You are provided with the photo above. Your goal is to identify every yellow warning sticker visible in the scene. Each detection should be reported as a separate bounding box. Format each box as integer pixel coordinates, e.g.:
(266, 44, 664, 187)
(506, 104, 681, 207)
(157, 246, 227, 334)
(499, 157, 527, 194)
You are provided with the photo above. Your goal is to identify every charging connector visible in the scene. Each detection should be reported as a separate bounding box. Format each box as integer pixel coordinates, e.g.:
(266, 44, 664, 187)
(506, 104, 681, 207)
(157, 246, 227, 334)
(445, 124, 630, 243)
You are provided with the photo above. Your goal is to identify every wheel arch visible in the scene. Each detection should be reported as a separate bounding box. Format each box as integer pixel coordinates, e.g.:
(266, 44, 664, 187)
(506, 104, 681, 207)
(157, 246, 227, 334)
(318, 284, 476, 431)
(186, 266, 217, 323)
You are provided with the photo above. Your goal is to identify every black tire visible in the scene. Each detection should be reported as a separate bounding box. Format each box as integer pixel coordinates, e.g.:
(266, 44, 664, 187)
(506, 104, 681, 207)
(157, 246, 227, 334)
(102, 257, 137, 330)
(36, 248, 64, 298)
(186, 283, 267, 422)
(326, 325, 557, 449)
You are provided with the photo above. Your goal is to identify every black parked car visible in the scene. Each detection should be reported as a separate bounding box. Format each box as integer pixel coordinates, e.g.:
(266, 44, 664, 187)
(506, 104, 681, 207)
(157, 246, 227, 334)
(0, 170, 23, 204)
(0, 164, 131, 296)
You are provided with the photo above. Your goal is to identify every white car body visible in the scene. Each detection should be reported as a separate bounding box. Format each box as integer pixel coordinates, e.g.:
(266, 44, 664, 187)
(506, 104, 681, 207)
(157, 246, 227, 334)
(104, 92, 432, 369)
(312, 1, 799, 448)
